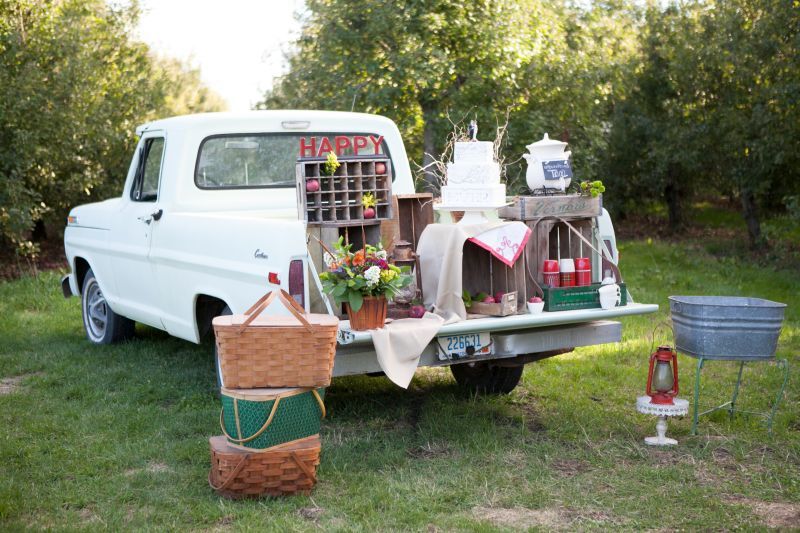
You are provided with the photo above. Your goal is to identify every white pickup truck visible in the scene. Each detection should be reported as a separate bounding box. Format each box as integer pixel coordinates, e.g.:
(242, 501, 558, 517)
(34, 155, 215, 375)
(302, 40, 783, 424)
(62, 111, 657, 393)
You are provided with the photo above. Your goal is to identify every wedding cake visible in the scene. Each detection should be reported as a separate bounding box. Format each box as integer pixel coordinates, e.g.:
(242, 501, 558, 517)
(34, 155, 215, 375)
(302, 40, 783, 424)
(440, 141, 506, 207)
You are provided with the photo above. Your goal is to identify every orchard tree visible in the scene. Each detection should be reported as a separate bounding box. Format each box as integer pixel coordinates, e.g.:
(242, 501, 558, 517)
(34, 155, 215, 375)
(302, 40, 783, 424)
(0, 0, 224, 259)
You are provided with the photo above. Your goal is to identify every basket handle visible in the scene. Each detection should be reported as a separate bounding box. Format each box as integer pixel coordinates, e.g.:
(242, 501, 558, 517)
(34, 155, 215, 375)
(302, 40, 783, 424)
(208, 452, 251, 491)
(219, 390, 326, 445)
(290, 451, 317, 483)
(236, 290, 314, 334)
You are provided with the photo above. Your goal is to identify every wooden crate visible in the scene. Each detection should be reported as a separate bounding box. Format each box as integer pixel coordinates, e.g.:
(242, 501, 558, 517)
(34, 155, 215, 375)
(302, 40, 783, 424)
(462, 240, 527, 314)
(523, 218, 596, 291)
(499, 194, 602, 221)
(297, 157, 393, 225)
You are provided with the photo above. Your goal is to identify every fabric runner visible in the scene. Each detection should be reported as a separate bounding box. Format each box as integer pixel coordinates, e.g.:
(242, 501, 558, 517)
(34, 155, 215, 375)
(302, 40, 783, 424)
(369, 313, 445, 388)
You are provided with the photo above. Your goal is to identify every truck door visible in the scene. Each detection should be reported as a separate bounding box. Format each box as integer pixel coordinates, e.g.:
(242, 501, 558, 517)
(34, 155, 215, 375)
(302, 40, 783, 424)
(106, 133, 166, 328)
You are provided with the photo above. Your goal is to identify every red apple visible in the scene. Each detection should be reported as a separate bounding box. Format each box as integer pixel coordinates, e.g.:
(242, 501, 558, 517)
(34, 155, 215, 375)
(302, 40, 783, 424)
(409, 305, 426, 319)
(482, 296, 496, 304)
(375, 162, 387, 175)
(363, 207, 376, 219)
(306, 179, 320, 192)
(528, 296, 543, 303)
(494, 292, 505, 303)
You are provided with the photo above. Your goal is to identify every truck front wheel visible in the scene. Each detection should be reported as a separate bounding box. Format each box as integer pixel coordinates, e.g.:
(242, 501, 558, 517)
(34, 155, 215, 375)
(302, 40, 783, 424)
(81, 268, 135, 344)
(450, 362, 523, 394)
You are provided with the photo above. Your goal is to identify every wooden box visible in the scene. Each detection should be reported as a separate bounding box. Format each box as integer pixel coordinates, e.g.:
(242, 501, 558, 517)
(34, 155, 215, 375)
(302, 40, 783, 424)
(466, 292, 518, 317)
(297, 157, 393, 225)
(522, 218, 596, 291)
(462, 240, 526, 315)
(499, 194, 602, 221)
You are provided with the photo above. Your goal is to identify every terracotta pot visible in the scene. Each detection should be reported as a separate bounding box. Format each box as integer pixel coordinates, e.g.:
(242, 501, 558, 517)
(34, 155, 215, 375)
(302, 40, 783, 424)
(345, 296, 387, 331)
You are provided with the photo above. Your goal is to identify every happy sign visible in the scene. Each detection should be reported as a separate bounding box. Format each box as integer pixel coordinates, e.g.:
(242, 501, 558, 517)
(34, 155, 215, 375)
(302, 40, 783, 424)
(299, 135, 384, 158)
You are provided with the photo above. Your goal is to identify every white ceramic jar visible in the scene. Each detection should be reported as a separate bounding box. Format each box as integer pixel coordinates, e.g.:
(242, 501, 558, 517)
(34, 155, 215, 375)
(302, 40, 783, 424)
(523, 133, 572, 192)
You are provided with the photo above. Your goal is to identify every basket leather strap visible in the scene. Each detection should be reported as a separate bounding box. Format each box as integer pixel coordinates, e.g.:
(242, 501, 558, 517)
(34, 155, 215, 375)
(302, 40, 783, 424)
(236, 290, 315, 335)
(311, 389, 326, 419)
(208, 452, 251, 491)
(220, 396, 282, 444)
(290, 451, 317, 483)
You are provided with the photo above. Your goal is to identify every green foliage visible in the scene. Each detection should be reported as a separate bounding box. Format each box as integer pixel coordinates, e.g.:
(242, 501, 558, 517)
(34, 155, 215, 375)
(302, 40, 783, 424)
(262, 0, 639, 192)
(579, 180, 605, 198)
(605, 0, 800, 242)
(0, 0, 224, 259)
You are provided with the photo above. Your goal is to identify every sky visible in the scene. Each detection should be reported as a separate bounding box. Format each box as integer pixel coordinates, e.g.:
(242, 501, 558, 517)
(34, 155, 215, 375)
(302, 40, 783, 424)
(134, 0, 305, 111)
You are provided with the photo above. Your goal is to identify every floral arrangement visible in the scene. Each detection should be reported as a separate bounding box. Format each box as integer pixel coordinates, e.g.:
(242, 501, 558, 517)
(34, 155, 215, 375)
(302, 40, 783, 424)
(323, 151, 340, 176)
(319, 237, 412, 311)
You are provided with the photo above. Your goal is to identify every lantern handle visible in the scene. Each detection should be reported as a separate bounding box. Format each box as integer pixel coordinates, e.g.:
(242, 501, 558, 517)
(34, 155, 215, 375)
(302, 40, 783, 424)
(650, 320, 675, 354)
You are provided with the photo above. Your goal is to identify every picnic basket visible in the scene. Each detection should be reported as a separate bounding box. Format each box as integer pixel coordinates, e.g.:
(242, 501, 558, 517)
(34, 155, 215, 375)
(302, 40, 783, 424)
(213, 290, 339, 388)
(220, 387, 326, 451)
(208, 434, 321, 499)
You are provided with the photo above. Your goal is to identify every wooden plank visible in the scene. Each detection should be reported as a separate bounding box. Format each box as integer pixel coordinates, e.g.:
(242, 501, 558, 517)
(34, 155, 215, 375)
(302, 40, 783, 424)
(499, 194, 602, 220)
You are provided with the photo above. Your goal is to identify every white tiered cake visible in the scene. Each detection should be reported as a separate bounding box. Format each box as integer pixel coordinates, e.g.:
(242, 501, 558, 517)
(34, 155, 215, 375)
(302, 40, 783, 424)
(441, 141, 506, 207)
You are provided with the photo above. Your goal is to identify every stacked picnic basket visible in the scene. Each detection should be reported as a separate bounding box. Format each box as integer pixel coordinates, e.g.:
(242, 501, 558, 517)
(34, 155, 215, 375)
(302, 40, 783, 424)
(209, 290, 339, 499)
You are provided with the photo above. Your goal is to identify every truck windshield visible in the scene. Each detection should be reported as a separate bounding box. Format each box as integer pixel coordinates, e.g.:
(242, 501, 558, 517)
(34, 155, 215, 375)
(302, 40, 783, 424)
(195, 133, 390, 189)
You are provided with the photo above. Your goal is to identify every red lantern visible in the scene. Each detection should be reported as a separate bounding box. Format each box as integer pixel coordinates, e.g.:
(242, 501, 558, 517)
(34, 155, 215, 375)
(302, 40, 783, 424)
(646, 345, 679, 405)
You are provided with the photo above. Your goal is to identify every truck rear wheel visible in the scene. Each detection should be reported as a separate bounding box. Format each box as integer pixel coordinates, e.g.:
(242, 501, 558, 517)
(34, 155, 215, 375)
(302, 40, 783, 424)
(450, 362, 523, 394)
(81, 268, 135, 344)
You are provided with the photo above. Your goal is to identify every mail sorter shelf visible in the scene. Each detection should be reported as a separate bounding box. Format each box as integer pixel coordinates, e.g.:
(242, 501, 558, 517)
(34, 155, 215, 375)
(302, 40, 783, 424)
(297, 158, 393, 226)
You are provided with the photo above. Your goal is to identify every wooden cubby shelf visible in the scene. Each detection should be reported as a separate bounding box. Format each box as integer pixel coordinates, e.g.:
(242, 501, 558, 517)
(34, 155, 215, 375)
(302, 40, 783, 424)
(297, 157, 393, 226)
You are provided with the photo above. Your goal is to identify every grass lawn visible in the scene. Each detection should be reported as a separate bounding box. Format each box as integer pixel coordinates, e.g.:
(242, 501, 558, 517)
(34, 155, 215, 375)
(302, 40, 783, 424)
(1, 237, 798, 531)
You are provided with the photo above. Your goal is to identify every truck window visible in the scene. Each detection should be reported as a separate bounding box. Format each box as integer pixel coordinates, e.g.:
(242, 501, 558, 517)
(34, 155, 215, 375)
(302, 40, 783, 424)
(130, 137, 165, 202)
(195, 133, 390, 190)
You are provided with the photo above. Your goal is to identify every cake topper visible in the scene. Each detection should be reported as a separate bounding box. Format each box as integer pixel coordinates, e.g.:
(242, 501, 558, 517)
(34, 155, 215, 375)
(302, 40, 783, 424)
(468, 120, 478, 142)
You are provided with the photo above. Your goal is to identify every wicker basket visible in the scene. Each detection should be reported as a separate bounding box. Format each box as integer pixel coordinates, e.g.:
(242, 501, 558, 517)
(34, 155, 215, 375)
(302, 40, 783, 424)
(208, 435, 321, 499)
(213, 290, 339, 388)
(345, 296, 387, 331)
(220, 387, 325, 451)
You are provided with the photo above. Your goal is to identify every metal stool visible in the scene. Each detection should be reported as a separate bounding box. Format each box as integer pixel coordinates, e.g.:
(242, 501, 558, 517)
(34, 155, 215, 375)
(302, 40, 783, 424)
(690, 355, 789, 434)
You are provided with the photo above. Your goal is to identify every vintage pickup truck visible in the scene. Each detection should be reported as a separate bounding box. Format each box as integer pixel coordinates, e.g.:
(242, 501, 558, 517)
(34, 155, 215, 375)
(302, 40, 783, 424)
(62, 111, 657, 393)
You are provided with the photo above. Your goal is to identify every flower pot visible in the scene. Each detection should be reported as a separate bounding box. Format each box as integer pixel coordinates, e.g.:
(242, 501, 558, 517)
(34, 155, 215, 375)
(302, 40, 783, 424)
(345, 296, 387, 331)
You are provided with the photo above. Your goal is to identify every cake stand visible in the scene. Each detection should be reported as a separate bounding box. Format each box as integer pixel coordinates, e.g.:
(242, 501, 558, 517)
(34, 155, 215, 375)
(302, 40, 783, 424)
(636, 396, 689, 446)
(434, 204, 508, 225)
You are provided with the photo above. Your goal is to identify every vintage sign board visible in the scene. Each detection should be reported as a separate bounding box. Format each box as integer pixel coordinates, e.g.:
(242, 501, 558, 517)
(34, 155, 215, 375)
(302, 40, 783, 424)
(542, 159, 572, 181)
(498, 194, 603, 220)
(298, 135, 385, 158)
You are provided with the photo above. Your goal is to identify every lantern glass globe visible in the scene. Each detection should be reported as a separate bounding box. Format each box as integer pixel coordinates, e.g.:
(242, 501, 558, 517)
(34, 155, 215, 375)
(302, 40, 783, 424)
(653, 360, 674, 392)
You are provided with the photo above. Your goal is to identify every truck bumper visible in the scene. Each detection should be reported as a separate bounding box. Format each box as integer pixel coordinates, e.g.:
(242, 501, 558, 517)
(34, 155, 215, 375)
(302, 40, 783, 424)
(332, 320, 623, 377)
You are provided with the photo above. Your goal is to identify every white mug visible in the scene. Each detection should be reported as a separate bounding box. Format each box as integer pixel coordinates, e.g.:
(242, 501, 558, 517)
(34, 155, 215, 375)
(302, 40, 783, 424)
(598, 283, 621, 310)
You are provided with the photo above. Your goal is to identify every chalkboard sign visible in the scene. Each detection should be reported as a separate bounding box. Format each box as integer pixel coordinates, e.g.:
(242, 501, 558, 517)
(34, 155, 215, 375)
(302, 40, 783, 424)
(542, 159, 572, 181)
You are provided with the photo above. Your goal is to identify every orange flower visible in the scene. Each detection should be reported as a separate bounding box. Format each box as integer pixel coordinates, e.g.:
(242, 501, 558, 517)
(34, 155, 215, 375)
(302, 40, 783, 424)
(330, 262, 339, 270)
(343, 256, 351, 266)
(352, 250, 365, 266)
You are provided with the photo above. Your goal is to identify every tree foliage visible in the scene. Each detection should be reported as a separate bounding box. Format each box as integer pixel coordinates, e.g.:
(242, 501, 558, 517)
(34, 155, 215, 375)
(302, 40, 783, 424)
(263, 0, 638, 191)
(605, 0, 800, 243)
(268, 0, 798, 247)
(0, 0, 224, 258)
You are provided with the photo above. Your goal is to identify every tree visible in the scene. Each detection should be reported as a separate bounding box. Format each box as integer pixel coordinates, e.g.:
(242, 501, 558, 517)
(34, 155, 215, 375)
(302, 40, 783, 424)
(0, 0, 225, 259)
(262, 0, 569, 191)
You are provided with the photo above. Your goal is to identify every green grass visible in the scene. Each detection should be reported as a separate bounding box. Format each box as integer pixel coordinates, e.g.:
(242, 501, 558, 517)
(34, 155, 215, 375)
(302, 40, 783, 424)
(1, 239, 798, 531)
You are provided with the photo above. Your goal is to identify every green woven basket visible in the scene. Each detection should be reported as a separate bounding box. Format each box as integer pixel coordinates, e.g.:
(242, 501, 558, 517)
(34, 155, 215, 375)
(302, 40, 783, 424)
(542, 282, 628, 312)
(220, 387, 326, 451)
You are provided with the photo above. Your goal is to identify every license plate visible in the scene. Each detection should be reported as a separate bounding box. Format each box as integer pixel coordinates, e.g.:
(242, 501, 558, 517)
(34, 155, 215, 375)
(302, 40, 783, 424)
(437, 332, 491, 361)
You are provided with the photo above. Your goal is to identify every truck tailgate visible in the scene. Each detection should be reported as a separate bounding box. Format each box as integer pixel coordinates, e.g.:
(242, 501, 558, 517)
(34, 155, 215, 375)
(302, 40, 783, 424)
(336, 302, 658, 346)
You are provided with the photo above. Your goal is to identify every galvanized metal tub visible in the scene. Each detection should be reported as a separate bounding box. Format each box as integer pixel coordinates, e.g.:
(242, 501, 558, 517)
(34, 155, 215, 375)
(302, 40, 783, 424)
(669, 296, 786, 360)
